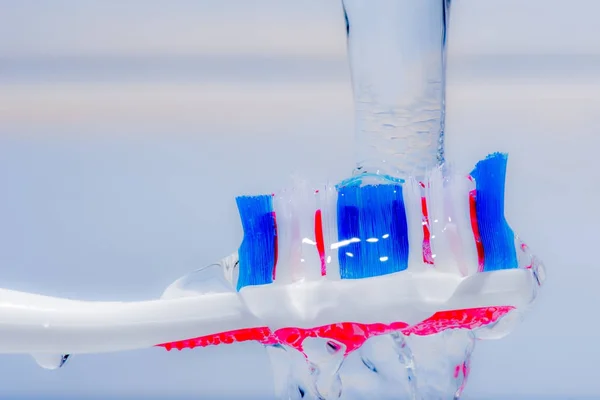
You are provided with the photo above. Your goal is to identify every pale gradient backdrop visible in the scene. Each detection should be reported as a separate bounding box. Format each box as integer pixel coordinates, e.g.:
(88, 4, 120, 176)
(0, 0, 599, 399)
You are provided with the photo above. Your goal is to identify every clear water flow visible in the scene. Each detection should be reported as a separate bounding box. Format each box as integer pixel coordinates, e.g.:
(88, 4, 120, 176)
(344, 0, 451, 178)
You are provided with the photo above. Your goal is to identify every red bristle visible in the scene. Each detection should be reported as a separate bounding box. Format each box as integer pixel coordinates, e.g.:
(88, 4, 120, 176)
(469, 189, 485, 272)
(272, 211, 279, 281)
(420, 195, 434, 265)
(314, 209, 326, 276)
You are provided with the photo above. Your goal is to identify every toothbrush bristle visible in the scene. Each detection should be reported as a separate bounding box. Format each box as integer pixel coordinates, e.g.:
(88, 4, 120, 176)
(234, 152, 520, 285)
(235, 195, 277, 290)
(314, 209, 326, 276)
(336, 184, 409, 279)
(470, 152, 518, 271)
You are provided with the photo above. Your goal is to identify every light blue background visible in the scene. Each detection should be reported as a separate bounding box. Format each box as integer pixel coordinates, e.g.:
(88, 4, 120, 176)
(0, 0, 598, 398)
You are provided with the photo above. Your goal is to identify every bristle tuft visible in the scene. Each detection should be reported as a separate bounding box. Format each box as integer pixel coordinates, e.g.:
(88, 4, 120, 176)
(470, 153, 518, 271)
(336, 184, 409, 279)
(235, 195, 277, 290)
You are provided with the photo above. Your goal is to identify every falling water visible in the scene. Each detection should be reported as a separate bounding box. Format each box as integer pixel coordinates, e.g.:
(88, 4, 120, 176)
(343, 0, 451, 179)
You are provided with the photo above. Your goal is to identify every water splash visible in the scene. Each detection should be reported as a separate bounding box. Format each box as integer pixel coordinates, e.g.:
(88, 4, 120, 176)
(266, 329, 475, 400)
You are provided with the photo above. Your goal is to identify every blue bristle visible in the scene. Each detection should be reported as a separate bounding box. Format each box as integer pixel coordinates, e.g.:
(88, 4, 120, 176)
(470, 152, 518, 271)
(235, 195, 276, 291)
(337, 184, 409, 279)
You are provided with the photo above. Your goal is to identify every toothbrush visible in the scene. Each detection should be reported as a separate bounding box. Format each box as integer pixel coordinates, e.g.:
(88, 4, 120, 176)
(0, 154, 543, 358)
(0, 0, 547, 399)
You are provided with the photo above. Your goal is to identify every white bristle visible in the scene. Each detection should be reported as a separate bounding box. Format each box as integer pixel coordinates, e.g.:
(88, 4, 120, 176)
(273, 179, 324, 283)
(426, 167, 460, 275)
(402, 177, 427, 273)
(446, 172, 479, 276)
(320, 183, 341, 280)
(272, 189, 296, 284)
(295, 181, 322, 281)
